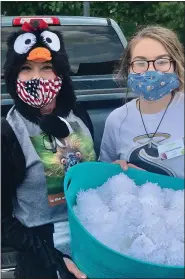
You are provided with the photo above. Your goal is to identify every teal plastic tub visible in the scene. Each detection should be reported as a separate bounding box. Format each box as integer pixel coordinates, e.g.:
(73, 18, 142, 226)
(64, 162, 184, 278)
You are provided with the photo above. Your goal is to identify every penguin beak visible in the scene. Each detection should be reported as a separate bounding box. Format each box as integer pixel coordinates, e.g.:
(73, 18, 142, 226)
(27, 47, 52, 62)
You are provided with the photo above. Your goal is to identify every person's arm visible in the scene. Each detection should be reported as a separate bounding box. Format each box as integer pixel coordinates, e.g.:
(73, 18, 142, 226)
(1, 119, 79, 279)
(99, 114, 118, 162)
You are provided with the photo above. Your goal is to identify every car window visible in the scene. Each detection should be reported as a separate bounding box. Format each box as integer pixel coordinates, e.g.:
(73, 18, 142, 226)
(1, 25, 124, 76)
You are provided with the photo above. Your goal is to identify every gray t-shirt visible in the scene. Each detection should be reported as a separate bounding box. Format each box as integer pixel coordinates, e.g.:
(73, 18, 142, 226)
(7, 107, 95, 227)
(99, 92, 184, 178)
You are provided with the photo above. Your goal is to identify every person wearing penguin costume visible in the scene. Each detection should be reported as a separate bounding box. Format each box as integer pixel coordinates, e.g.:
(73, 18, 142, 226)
(2, 19, 96, 279)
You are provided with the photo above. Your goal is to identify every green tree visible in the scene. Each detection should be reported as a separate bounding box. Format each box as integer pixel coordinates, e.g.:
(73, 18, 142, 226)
(1, 1, 83, 16)
(1, 1, 184, 44)
(90, 1, 184, 44)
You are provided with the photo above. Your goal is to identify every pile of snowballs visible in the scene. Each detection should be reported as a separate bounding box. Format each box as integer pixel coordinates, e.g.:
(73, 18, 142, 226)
(74, 173, 184, 266)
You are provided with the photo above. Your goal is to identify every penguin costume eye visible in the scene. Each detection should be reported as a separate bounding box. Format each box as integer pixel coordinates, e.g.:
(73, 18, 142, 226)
(41, 31, 60, 51)
(14, 33, 36, 54)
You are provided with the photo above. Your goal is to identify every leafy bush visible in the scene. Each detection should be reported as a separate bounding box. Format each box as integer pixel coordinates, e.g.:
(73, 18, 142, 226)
(1, 1, 184, 44)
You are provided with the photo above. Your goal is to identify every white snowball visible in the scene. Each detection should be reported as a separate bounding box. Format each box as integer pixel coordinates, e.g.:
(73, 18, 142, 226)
(163, 188, 175, 208)
(127, 234, 155, 258)
(169, 190, 184, 211)
(74, 174, 184, 266)
(147, 246, 167, 265)
(165, 240, 184, 266)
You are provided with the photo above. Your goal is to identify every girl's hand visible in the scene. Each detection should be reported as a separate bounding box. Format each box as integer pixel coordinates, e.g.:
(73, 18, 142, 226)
(63, 257, 87, 278)
(113, 160, 145, 171)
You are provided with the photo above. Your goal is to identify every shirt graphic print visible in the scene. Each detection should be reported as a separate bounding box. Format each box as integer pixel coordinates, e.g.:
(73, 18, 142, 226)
(31, 120, 96, 207)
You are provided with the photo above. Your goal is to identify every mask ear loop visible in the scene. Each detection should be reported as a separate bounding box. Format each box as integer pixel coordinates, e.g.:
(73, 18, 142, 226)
(55, 117, 73, 148)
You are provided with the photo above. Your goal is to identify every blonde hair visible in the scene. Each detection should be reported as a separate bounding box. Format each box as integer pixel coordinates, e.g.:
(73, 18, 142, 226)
(116, 25, 184, 92)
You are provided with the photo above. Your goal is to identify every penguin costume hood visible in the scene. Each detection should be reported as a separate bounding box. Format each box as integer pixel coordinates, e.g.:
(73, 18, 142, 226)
(4, 19, 77, 138)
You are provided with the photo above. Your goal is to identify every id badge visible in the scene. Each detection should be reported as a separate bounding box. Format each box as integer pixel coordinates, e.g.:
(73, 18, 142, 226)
(158, 139, 184, 160)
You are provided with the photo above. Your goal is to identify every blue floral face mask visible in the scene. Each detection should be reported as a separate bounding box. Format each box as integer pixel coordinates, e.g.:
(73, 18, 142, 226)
(127, 71, 180, 101)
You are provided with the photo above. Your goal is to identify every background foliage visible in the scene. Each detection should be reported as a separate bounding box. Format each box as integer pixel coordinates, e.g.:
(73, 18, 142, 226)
(1, 1, 184, 45)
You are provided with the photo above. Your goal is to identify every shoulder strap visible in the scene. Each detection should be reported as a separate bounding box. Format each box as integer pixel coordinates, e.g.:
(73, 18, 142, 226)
(73, 102, 94, 139)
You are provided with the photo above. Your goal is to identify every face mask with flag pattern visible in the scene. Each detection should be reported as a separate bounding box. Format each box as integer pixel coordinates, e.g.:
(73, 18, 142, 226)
(16, 76, 62, 108)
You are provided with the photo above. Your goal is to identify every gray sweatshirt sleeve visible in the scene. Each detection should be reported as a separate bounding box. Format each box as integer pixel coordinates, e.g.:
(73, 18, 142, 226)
(99, 113, 118, 162)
